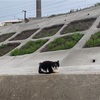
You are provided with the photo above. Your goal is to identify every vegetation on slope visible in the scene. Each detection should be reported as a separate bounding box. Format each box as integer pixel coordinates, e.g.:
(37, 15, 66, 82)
(41, 33, 83, 52)
(84, 31, 100, 48)
(11, 39, 48, 56)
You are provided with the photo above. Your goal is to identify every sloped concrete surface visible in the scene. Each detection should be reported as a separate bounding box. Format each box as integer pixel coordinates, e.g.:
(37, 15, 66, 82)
(0, 6, 100, 100)
(0, 6, 99, 75)
(0, 74, 100, 100)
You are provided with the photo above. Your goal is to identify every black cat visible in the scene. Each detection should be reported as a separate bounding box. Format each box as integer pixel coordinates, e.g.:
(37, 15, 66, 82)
(38, 60, 59, 74)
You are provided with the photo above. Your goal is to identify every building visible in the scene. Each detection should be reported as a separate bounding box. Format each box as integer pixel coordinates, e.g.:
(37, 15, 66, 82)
(3, 19, 22, 26)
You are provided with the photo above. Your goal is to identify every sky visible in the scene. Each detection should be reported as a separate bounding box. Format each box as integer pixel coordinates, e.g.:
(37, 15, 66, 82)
(0, 0, 100, 22)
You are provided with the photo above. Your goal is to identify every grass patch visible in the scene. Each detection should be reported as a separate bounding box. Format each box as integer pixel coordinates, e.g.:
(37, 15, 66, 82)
(0, 32, 15, 42)
(33, 24, 63, 39)
(11, 39, 48, 56)
(41, 33, 83, 52)
(10, 29, 38, 41)
(0, 43, 20, 56)
(84, 31, 100, 48)
(61, 18, 96, 34)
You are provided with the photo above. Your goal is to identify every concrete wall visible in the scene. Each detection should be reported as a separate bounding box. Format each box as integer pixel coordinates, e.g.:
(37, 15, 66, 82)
(0, 74, 100, 100)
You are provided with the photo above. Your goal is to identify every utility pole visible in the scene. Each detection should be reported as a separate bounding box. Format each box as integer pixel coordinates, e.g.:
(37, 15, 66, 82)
(22, 10, 27, 20)
(22, 10, 29, 23)
(36, 0, 42, 18)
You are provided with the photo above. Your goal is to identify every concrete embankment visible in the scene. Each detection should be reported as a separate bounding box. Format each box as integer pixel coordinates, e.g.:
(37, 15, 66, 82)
(0, 74, 100, 100)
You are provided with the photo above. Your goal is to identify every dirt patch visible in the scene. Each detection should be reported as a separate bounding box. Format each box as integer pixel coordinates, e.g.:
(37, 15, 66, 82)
(33, 24, 64, 39)
(10, 29, 38, 41)
(97, 22, 100, 28)
(0, 43, 20, 56)
(0, 32, 15, 42)
(60, 18, 96, 34)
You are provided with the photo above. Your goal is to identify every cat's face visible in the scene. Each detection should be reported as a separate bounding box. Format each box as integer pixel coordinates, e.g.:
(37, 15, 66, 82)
(53, 60, 59, 68)
(52, 60, 59, 73)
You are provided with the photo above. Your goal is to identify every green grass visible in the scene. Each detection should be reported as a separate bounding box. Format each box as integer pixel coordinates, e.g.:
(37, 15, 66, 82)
(11, 39, 48, 56)
(84, 31, 100, 48)
(41, 33, 83, 52)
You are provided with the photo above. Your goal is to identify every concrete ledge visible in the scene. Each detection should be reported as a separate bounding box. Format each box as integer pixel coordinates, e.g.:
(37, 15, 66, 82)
(0, 74, 100, 100)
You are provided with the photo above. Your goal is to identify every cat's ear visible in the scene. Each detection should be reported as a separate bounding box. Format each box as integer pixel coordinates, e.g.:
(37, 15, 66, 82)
(39, 62, 42, 65)
(57, 60, 59, 63)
